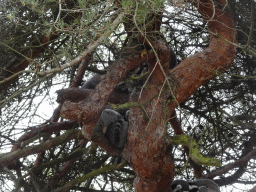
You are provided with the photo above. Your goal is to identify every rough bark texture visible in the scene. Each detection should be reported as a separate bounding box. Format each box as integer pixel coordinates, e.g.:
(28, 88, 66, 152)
(59, 0, 237, 191)
(60, 52, 156, 155)
(169, 0, 237, 111)
(123, 41, 175, 191)
(123, 0, 237, 191)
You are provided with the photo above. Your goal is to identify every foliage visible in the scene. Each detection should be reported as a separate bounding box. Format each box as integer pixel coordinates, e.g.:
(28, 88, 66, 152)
(0, 0, 255, 191)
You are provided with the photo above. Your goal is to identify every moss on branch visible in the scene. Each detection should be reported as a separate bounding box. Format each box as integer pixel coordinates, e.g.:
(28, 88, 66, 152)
(171, 134, 222, 167)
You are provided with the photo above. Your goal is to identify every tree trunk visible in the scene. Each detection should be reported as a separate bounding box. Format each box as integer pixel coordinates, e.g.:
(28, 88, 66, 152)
(60, 0, 237, 191)
(122, 0, 237, 191)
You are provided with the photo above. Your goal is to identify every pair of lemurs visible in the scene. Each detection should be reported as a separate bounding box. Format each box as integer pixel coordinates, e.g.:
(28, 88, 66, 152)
(83, 48, 220, 191)
(85, 47, 177, 149)
(82, 74, 130, 150)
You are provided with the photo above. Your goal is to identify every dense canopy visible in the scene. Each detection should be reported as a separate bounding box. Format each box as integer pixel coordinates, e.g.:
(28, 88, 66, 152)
(0, 0, 256, 191)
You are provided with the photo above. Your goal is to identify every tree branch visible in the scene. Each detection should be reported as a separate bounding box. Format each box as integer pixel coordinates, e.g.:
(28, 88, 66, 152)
(0, 129, 84, 167)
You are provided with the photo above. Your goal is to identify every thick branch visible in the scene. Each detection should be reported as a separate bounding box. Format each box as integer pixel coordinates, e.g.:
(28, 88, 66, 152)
(60, 52, 155, 155)
(11, 121, 76, 152)
(0, 129, 83, 167)
(56, 86, 130, 104)
(69, 56, 92, 88)
(124, 0, 237, 191)
(169, 0, 237, 111)
(171, 135, 221, 167)
(56, 88, 92, 103)
(207, 147, 256, 184)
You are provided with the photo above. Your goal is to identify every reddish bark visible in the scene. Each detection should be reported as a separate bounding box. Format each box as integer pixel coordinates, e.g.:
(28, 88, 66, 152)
(50, 104, 62, 122)
(60, 52, 155, 144)
(59, 0, 237, 191)
(124, 0, 237, 191)
(170, 110, 184, 136)
(123, 41, 175, 191)
(169, 0, 237, 111)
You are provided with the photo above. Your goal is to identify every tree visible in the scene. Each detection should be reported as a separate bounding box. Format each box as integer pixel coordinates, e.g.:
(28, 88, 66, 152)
(0, 0, 255, 191)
